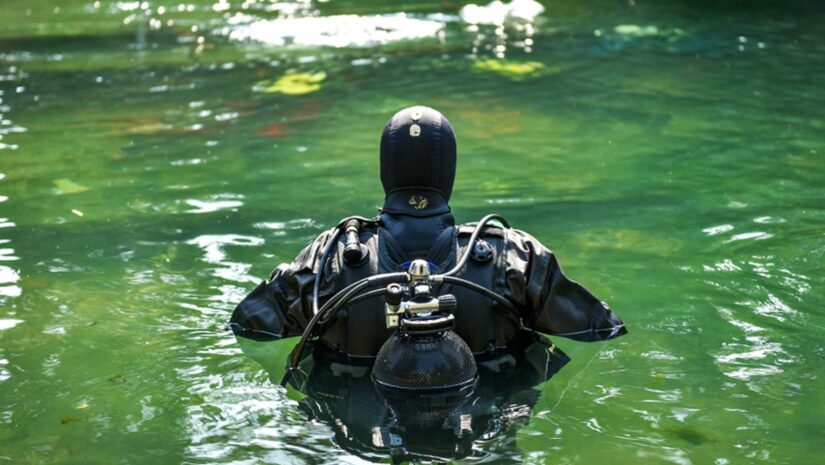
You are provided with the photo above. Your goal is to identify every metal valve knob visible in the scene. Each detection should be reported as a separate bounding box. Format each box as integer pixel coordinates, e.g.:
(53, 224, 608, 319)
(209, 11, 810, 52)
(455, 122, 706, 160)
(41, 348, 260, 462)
(438, 294, 457, 314)
(407, 259, 431, 283)
(386, 283, 404, 306)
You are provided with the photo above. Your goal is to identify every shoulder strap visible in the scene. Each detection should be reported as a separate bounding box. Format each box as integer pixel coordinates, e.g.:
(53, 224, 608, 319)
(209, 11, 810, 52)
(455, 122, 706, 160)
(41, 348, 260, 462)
(334, 215, 379, 229)
(457, 222, 505, 238)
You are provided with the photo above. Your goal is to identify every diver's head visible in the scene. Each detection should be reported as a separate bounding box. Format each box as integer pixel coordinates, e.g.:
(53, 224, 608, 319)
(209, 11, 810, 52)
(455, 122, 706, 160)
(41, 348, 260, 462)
(380, 106, 457, 216)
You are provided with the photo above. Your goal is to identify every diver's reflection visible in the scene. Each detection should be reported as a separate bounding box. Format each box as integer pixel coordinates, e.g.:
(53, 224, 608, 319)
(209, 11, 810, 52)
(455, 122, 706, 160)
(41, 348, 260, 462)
(238, 330, 569, 463)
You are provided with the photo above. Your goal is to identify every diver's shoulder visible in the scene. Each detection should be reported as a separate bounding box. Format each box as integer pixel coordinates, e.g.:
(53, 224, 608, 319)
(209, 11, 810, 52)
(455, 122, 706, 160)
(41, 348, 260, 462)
(333, 215, 380, 229)
(456, 221, 536, 240)
(295, 215, 379, 252)
(456, 221, 552, 253)
(456, 221, 506, 238)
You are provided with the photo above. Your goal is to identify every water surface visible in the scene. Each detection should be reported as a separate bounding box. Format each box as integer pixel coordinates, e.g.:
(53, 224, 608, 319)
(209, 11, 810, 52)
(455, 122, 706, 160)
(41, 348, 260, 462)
(0, 0, 823, 463)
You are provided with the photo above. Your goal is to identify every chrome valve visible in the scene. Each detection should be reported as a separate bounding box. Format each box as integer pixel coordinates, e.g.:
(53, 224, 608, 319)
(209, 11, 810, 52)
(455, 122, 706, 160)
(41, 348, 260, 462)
(384, 260, 456, 329)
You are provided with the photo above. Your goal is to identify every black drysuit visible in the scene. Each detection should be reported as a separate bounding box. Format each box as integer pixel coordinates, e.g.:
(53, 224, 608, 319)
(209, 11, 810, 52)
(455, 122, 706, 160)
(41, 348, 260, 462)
(229, 211, 626, 360)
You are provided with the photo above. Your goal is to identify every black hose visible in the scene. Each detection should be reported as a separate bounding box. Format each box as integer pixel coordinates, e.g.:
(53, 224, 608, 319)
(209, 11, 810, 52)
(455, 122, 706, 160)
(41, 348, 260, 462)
(312, 227, 344, 318)
(440, 213, 510, 277)
(438, 275, 522, 327)
(329, 287, 388, 311)
(285, 272, 408, 380)
(311, 216, 373, 317)
(439, 275, 517, 314)
(313, 281, 371, 327)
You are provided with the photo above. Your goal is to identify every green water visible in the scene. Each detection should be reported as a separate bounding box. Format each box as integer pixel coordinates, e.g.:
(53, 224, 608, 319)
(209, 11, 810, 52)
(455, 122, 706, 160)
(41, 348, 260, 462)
(1, 0, 823, 463)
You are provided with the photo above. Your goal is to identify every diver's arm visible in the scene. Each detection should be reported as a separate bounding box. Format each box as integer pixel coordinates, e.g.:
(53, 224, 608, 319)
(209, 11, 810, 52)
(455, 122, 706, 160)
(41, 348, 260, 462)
(229, 230, 333, 340)
(504, 229, 627, 341)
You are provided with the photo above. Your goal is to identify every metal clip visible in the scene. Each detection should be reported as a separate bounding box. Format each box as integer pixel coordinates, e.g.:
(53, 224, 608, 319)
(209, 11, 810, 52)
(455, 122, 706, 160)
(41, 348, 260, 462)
(409, 109, 422, 137)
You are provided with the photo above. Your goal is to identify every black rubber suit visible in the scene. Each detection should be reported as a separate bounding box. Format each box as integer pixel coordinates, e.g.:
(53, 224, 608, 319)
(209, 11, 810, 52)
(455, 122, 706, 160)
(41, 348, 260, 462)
(230, 106, 626, 363)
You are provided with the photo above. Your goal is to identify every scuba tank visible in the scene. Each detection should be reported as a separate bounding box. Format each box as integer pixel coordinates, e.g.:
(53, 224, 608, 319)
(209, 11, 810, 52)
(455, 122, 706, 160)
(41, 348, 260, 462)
(373, 260, 477, 397)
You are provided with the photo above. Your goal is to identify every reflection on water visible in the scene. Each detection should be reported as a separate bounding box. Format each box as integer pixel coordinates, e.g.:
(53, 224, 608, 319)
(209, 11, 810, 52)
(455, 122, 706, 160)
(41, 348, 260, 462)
(222, 13, 448, 48)
(218, 0, 550, 61)
(181, 194, 244, 214)
(0, 65, 23, 307)
(238, 332, 569, 463)
(0, 266, 21, 298)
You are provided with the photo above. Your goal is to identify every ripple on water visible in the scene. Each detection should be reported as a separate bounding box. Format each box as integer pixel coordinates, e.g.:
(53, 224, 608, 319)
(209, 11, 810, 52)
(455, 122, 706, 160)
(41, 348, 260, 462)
(0, 76, 27, 151)
(748, 293, 799, 323)
(726, 231, 773, 243)
(592, 385, 622, 405)
(0, 358, 9, 383)
(715, 307, 792, 386)
(170, 157, 213, 167)
(186, 234, 264, 288)
(703, 259, 741, 272)
(778, 268, 811, 295)
(0, 318, 23, 331)
(187, 234, 265, 265)
(253, 218, 321, 237)
(183, 380, 307, 463)
(181, 194, 245, 214)
(641, 387, 682, 404)
(212, 263, 255, 283)
(0, 239, 19, 261)
(641, 350, 683, 362)
(753, 216, 785, 224)
(0, 265, 21, 298)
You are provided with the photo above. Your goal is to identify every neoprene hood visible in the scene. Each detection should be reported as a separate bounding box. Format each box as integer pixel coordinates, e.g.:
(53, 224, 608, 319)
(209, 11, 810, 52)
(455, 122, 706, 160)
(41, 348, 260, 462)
(380, 106, 457, 216)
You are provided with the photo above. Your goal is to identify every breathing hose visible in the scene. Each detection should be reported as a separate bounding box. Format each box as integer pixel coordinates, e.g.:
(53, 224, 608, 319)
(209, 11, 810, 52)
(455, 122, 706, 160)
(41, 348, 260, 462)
(285, 272, 407, 384)
(441, 214, 510, 277)
(311, 227, 343, 318)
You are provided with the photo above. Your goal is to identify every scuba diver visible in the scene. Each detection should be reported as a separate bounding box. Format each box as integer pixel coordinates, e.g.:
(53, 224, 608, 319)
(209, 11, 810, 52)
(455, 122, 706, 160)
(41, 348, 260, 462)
(230, 106, 626, 461)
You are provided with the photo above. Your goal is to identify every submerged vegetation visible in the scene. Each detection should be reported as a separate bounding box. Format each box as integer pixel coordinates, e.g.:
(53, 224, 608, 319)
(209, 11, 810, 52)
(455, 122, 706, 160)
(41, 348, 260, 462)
(473, 58, 545, 78)
(256, 71, 328, 95)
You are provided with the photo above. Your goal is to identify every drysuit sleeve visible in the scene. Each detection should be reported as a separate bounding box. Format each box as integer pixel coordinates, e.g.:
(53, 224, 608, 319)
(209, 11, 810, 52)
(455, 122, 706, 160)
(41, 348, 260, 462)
(228, 230, 333, 340)
(503, 229, 627, 341)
